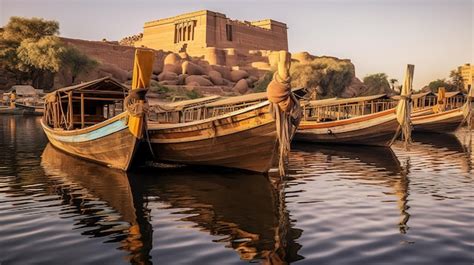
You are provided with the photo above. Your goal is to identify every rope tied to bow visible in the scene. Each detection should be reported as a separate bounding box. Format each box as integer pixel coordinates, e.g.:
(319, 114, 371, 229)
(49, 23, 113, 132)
(124, 88, 149, 117)
(267, 71, 301, 177)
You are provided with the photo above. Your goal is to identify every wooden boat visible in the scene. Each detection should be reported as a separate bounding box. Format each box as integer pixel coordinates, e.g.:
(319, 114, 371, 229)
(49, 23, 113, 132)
(412, 106, 465, 133)
(295, 94, 400, 147)
(147, 51, 301, 174)
(0, 103, 43, 116)
(295, 65, 414, 147)
(411, 88, 471, 133)
(40, 49, 154, 170)
(15, 102, 44, 115)
(41, 77, 145, 170)
(147, 100, 284, 173)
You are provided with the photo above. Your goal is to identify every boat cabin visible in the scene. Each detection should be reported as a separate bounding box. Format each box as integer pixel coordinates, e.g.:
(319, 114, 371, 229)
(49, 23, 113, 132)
(43, 77, 129, 130)
(302, 94, 395, 122)
(392, 91, 437, 110)
(441, 91, 465, 110)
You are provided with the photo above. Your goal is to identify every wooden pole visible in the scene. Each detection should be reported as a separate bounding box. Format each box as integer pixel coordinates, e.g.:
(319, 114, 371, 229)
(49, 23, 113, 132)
(81, 93, 85, 129)
(68, 92, 73, 130)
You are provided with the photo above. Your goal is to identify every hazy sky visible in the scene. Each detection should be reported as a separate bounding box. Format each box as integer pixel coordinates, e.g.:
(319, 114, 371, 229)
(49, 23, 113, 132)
(1, 0, 472, 90)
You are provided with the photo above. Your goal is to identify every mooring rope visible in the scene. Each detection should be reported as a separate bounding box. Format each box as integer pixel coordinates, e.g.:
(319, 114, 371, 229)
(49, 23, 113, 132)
(267, 70, 301, 177)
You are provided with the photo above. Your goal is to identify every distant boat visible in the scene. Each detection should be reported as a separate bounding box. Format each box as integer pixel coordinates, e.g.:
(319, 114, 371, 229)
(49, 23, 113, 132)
(40, 49, 154, 171)
(411, 88, 471, 133)
(295, 94, 400, 147)
(412, 106, 465, 133)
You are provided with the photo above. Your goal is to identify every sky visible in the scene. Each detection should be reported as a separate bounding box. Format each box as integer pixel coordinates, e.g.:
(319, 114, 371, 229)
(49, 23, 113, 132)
(1, 0, 472, 90)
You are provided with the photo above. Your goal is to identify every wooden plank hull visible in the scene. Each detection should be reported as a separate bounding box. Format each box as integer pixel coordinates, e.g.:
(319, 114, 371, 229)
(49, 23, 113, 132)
(295, 108, 399, 147)
(41, 112, 139, 170)
(147, 101, 279, 173)
(412, 107, 464, 133)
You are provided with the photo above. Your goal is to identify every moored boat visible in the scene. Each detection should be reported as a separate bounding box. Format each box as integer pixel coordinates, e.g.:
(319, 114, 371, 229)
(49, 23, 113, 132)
(411, 87, 472, 133)
(146, 51, 301, 175)
(40, 49, 154, 170)
(294, 65, 414, 147)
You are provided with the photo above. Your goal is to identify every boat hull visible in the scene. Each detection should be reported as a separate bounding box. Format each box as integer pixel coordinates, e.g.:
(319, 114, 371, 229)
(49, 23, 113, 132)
(412, 108, 464, 133)
(295, 109, 399, 147)
(41, 112, 139, 170)
(147, 102, 279, 173)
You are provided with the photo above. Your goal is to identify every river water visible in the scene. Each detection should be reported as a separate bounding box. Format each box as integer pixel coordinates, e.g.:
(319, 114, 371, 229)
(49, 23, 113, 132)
(0, 115, 473, 265)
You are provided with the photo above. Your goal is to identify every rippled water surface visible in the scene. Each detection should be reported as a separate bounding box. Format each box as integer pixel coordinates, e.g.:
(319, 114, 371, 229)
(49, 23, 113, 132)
(0, 115, 473, 265)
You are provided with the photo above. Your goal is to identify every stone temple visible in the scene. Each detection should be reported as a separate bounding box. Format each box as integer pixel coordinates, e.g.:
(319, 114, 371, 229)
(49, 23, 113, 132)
(134, 10, 288, 60)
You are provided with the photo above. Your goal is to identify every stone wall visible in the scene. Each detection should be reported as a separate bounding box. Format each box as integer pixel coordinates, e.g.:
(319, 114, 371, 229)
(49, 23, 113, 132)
(135, 10, 288, 58)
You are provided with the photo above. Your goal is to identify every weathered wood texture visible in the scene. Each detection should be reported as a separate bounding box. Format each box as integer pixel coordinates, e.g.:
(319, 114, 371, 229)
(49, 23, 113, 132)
(412, 108, 464, 133)
(295, 108, 399, 147)
(41, 112, 139, 170)
(147, 102, 279, 173)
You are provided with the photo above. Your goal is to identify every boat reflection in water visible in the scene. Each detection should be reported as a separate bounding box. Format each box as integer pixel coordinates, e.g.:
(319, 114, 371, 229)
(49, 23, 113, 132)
(394, 130, 472, 174)
(41, 144, 303, 264)
(291, 143, 410, 234)
(41, 144, 152, 264)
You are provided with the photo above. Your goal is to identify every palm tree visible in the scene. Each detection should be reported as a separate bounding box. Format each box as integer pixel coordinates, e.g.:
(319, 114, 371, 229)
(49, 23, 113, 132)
(389, 78, 398, 90)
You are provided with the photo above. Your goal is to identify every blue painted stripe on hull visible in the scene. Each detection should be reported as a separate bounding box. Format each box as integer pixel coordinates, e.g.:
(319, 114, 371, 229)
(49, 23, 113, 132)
(53, 119, 128, 143)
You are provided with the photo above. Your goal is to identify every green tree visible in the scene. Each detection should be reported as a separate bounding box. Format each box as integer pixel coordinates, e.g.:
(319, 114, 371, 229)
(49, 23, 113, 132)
(290, 57, 354, 97)
(427, 79, 454, 92)
(61, 46, 98, 84)
(363, 73, 391, 95)
(0, 17, 63, 89)
(449, 69, 464, 91)
(16, 36, 66, 88)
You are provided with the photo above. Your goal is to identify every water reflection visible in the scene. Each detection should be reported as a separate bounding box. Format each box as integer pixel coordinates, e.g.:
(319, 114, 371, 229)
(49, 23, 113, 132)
(41, 145, 153, 264)
(291, 144, 411, 234)
(40, 144, 303, 264)
(394, 131, 472, 174)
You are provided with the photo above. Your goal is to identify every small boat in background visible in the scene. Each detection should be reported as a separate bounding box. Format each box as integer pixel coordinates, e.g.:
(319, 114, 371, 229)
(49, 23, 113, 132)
(40, 49, 154, 170)
(295, 64, 415, 147)
(295, 94, 399, 147)
(412, 87, 472, 133)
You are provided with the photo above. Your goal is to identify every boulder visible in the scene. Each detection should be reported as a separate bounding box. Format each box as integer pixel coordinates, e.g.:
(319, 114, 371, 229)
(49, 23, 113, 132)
(182, 61, 205, 75)
(163, 53, 182, 74)
(158, 71, 178, 81)
(210, 65, 232, 80)
(177, 74, 188, 85)
(163, 63, 182, 75)
(230, 70, 249, 82)
(233, 79, 249, 94)
(222, 79, 235, 87)
(159, 80, 179, 86)
(151, 74, 159, 81)
(208, 70, 224, 85)
(164, 53, 181, 65)
(245, 76, 259, 86)
(185, 75, 214, 86)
